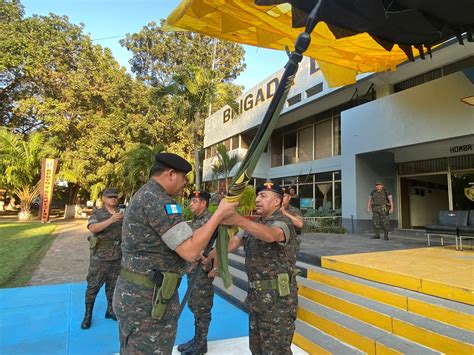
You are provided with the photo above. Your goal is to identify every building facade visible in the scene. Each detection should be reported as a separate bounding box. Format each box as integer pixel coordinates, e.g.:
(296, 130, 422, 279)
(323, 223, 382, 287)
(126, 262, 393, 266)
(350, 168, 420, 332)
(203, 39, 474, 233)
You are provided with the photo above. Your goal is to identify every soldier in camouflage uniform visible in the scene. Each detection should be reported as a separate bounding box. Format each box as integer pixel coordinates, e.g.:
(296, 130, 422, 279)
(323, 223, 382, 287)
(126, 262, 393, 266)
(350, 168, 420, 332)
(178, 190, 215, 355)
(281, 187, 304, 251)
(220, 181, 298, 355)
(113, 153, 236, 354)
(81, 187, 123, 330)
(368, 181, 394, 240)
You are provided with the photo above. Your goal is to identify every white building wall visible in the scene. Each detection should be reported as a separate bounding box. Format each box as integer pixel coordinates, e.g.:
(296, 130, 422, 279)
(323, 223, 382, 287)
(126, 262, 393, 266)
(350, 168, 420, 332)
(342, 72, 474, 224)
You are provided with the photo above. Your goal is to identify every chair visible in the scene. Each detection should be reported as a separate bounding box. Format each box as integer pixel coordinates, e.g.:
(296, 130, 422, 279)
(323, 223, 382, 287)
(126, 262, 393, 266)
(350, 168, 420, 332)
(425, 210, 469, 249)
(458, 210, 474, 251)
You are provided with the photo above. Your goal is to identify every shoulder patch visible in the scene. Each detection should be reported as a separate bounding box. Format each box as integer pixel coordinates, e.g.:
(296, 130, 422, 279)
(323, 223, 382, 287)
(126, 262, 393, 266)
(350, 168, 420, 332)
(164, 204, 182, 215)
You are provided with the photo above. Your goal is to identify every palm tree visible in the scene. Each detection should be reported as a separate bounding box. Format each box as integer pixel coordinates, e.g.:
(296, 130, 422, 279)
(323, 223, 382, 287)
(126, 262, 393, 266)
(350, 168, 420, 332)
(211, 144, 238, 192)
(156, 66, 239, 189)
(121, 143, 165, 199)
(0, 128, 53, 220)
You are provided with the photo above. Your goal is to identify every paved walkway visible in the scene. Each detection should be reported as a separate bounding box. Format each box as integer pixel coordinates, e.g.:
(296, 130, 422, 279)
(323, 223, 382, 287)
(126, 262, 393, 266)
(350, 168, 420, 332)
(29, 219, 90, 286)
(27, 218, 434, 285)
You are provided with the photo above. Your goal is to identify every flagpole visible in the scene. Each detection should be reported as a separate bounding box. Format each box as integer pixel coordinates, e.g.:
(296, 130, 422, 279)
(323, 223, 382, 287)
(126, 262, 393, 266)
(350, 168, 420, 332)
(179, 1, 322, 313)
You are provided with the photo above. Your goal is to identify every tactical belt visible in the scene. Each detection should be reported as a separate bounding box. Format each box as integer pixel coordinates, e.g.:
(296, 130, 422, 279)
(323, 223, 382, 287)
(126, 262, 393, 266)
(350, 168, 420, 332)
(248, 278, 279, 291)
(120, 269, 155, 288)
(248, 269, 300, 292)
(97, 239, 121, 247)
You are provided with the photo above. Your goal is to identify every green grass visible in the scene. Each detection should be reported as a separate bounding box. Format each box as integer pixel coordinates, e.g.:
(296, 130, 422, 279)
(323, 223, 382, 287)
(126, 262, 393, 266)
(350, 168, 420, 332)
(0, 222, 57, 288)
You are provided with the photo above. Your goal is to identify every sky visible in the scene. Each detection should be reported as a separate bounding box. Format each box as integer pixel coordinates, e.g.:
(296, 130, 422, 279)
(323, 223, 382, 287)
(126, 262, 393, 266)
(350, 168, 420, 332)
(22, 0, 288, 90)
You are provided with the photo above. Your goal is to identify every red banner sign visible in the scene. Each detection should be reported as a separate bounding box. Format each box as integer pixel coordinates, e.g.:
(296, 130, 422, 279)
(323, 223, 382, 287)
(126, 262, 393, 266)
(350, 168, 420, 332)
(40, 158, 58, 223)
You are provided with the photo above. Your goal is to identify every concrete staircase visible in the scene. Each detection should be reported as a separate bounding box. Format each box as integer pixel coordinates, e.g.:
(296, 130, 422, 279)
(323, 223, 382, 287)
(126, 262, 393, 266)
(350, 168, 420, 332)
(215, 249, 474, 354)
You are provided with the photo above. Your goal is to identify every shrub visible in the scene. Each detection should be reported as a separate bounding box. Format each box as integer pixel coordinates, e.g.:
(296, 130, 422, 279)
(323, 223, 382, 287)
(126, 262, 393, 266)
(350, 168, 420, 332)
(303, 216, 346, 234)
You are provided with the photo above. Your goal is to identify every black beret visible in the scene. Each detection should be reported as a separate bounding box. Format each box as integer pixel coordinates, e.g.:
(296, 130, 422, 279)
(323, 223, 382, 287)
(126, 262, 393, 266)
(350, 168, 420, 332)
(256, 181, 284, 197)
(189, 190, 211, 201)
(103, 187, 119, 197)
(154, 153, 192, 174)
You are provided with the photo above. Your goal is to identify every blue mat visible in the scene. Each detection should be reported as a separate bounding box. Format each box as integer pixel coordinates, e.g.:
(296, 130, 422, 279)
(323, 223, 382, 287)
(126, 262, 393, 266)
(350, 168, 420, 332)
(0, 278, 248, 354)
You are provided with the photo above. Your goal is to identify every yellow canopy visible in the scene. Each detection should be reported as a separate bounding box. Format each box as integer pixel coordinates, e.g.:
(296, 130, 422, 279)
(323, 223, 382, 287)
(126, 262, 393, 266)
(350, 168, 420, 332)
(166, 0, 410, 87)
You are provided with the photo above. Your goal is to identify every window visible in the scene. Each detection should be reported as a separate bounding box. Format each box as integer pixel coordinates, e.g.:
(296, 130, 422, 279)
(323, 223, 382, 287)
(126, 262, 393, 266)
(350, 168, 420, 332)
(283, 176, 298, 186)
(334, 182, 341, 210)
(284, 131, 297, 165)
(231, 135, 239, 150)
(316, 183, 332, 209)
(271, 134, 283, 167)
(287, 93, 302, 106)
(333, 116, 341, 156)
(299, 184, 314, 208)
(298, 126, 313, 162)
(305, 83, 323, 98)
(315, 172, 333, 182)
(223, 138, 231, 151)
(241, 129, 256, 149)
(314, 119, 332, 159)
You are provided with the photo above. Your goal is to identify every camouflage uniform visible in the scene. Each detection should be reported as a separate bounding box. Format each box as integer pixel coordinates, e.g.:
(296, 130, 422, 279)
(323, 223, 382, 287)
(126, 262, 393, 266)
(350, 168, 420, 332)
(113, 179, 193, 354)
(370, 189, 391, 238)
(238, 210, 297, 355)
(85, 206, 122, 305)
(187, 210, 214, 350)
(286, 204, 303, 251)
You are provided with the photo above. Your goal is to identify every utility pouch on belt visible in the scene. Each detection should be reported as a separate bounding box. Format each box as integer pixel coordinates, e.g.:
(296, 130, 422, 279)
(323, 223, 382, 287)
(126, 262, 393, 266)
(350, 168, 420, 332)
(277, 273, 290, 297)
(151, 271, 180, 320)
(88, 236, 99, 251)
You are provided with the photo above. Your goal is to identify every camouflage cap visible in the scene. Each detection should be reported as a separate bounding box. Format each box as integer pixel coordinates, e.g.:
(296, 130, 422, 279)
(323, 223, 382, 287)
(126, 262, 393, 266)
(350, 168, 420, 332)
(103, 187, 119, 197)
(154, 153, 192, 174)
(189, 190, 211, 201)
(256, 181, 284, 197)
(375, 180, 384, 185)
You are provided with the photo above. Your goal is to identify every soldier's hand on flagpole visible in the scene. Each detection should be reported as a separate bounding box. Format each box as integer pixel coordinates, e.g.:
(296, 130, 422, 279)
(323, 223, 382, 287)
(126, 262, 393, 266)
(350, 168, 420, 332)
(110, 212, 124, 222)
(214, 198, 238, 220)
(208, 267, 219, 278)
(201, 248, 216, 266)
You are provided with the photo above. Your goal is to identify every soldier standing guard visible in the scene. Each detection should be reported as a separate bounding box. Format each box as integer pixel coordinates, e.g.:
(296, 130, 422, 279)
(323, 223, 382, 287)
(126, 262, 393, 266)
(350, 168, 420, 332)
(211, 182, 298, 354)
(367, 181, 394, 240)
(113, 153, 237, 354)
(178, 190, 215, 355)
(81, 187, 123, 329)
(281, 187, 305, 251)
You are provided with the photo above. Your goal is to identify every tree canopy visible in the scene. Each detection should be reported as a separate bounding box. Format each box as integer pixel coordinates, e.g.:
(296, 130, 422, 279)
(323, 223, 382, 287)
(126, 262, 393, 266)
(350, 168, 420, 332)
(0, 1, 246, 207)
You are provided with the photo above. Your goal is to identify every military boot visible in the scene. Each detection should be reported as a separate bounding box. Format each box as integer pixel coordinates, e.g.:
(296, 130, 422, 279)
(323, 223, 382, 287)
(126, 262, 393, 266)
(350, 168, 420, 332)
(181, 323, 208, 354)
(180, 342, 207, 355)
(105, 302, 117, 320)
(177, 338, 195, 352)
(80, 302, 94, 329)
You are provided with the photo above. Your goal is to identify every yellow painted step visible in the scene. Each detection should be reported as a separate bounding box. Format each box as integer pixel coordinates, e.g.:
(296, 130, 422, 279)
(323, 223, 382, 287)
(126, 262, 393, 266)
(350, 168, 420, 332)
(321, 248, 474, 305)
(298, 306, 377, 354)
(322, 257, 421, 292)
(308, 269, 407, 310)
(299, 283, 393, 332)
(393, 319, 474, 355)
(293, 333, 331, 355)
(299, 281, 474, 355)
(308, 269, 474, 332)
